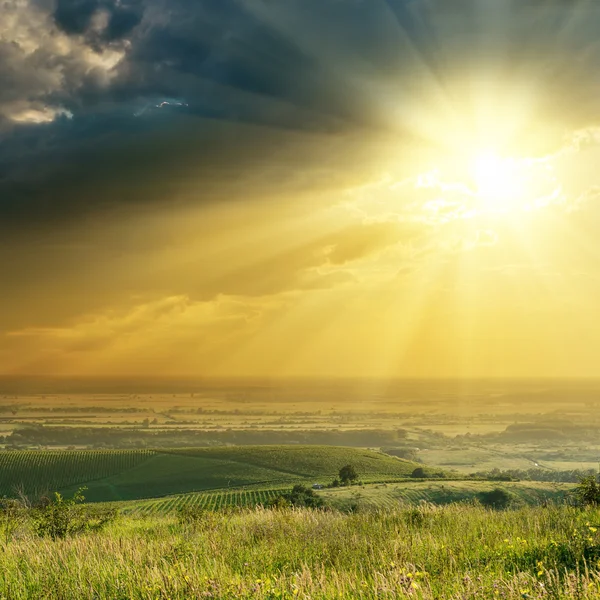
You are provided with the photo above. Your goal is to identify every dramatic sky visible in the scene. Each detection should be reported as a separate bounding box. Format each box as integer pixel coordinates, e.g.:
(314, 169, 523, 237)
(2, 0, 600, 378)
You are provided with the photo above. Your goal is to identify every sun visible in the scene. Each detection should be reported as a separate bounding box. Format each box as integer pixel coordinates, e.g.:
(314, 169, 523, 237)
(470, 151, 526, 212)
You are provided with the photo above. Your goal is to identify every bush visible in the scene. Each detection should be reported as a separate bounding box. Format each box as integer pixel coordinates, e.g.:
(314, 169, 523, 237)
(478, 488, 512, 510)
(177, 505, 206, 528)
(268, 485, 324, 509)
(32, 488, 117, 540)
(339, 465, 358, 485)
(0, 498, 27, 543)
(411, 467, 427, 479)
(574, 475, 600, 506)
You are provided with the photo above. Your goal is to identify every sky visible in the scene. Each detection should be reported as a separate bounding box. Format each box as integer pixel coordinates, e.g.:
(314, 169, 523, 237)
(2, 0, 600, 378)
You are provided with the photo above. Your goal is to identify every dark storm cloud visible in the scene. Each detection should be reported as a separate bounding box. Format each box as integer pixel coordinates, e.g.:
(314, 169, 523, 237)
(53, 0, 143, 41)
(2, 0, 600, 230)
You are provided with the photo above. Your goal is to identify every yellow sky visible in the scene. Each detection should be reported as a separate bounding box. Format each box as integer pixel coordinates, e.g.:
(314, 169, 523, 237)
(3, 1, 600, 378)
(3, 123, 600, 378)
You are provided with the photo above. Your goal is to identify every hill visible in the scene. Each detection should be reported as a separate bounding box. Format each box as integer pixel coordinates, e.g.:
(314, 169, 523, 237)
(0, 446, 426, 502)
(116, 479, 572, 515)
(320, 480, 573, 511)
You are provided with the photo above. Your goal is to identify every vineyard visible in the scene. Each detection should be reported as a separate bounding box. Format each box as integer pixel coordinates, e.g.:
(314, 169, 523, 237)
(0, 449, 154, 497)
(164, 445, 425, 478)
(128, 487, 289, 515)
(0, 445, 423, 502)
(109, 480, 574, 515)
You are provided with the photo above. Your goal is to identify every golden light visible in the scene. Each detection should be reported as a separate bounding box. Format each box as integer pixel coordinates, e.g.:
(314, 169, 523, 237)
(470, 151, 526, 212)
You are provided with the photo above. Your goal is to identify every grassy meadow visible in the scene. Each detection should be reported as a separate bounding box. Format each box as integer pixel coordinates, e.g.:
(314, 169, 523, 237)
(3, 503, 600, 599)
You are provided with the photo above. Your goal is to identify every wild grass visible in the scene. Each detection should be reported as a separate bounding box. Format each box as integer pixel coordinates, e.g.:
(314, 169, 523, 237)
(2, 503, 600, 599)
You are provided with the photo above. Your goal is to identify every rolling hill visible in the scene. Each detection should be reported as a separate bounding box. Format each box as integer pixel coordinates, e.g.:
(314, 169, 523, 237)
(0, 446, 426, 502)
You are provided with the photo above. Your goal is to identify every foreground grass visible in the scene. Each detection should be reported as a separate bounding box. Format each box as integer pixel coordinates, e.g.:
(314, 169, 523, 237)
(3, 504, 600, 599)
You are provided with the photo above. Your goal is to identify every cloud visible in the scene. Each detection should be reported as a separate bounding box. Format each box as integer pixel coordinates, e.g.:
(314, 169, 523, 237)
(3, 294, 277, 374)
(5, 0, 600, 377)
(3, 0, 600, 230)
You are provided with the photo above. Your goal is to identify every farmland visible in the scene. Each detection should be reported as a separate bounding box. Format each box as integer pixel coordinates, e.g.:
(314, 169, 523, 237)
(119, 480, 573, 516)
(0, 446, 425, 502)
(2, 378, 600, 479)
(319, 480, 573, 511)
(0, 449, 154, 497)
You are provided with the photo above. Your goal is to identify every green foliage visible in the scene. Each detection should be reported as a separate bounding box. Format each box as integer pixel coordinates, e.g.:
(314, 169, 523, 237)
(574, 475, 600, 506)
(32, 488, 117, 540)
(176, 505, 207, 528)
(411, 467, 427, 479)
(478, 487, 513, 510)
(267, 495, 291, 509)
(338, 464, 358, 485)
(0, 498, 27, 544)
(268, 485, 324, 509)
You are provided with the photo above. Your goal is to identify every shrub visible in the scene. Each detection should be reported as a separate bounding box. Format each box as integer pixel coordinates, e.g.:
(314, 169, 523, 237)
(339, 465, 358, 485)
(0, 497, 27, 543)
(574, 475, 600, 506)
(411, 467, 427, 479)
(177, 505, 206, 527)
(268, 485, 324, 509)
(478, 488, 512, 510)
(32, 488, 117, 540)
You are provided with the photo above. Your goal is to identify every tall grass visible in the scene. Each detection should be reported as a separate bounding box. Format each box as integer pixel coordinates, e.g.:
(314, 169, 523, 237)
(2, 503, 600, 599)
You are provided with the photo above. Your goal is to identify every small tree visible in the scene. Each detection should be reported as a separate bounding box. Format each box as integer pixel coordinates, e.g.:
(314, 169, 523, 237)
(268, 485, 323, 509)
(411, 467, 427, 479)
(575, 475, 600, 506)
(339, 465, 358, 485)
(478, 488, 512, 510)
(32, 487, 117, 540)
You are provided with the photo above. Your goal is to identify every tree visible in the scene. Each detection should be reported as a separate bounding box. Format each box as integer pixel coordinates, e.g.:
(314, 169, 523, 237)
(574, 475, 600, 506)
(478, 488, 512, 510)
(32, 488, 117, 540)
(411, 467, 427, 479)
(268, 485, 323, 509)
(339, 464, 358, 485)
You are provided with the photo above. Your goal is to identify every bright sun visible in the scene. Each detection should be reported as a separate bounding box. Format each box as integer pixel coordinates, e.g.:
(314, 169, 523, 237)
(471, 152, 526, 212)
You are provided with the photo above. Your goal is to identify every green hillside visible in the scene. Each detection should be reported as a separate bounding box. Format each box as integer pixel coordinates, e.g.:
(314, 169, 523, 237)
(115, 479, 573, 516)
(0, 449, 154, 497)
(320, 480, 573, 511)
(0, 446, 424, 502)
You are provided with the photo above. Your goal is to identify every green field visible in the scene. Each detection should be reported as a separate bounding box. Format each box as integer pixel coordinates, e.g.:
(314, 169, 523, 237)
(0, 449, 155, 498)
(320, 480, 573, 511)
(117, 480, 573, 516)
(0, 446, 425, 502)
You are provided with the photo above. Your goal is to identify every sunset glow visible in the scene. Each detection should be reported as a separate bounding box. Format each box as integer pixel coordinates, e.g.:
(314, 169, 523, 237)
(1, 0, 600, 379)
